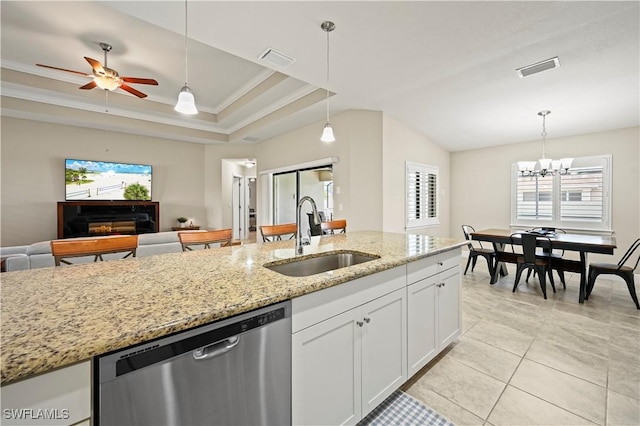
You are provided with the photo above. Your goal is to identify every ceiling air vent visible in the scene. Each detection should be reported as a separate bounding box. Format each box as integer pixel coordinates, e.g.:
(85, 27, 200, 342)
(516, 56, 560, 78)
(259, 48, 296, 68)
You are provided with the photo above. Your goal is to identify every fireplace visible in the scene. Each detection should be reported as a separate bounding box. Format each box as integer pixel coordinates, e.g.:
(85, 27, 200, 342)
(57, 201, 159, 239)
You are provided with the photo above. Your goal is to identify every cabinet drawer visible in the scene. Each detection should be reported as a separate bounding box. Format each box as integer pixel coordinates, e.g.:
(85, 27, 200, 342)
(407, 248, 461, 284)
(292, 266, 405, 333)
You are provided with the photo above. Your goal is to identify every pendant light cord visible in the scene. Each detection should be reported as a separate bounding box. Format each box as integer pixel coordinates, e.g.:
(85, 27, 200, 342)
(541, 112, 547, 158)
(184, 0, 189, 86)
(325, 25, 330, 122)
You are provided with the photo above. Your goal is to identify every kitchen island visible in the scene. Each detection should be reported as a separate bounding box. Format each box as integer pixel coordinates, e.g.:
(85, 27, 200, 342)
(1, 231, 464, 424)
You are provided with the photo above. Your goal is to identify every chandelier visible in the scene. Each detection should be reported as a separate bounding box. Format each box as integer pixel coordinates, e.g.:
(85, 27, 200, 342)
(518, 110, 572, 177)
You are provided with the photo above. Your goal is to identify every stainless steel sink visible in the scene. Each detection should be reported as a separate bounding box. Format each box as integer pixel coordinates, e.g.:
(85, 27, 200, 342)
(264, 251, 380, 277)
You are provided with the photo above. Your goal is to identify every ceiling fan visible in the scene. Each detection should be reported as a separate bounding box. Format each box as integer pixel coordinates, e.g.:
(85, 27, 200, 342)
(36, 42, 158, 98)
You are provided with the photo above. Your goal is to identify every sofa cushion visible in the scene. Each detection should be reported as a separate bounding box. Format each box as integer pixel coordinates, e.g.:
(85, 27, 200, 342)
(138, 231, 180, 245)
(27, 241, 53, 255)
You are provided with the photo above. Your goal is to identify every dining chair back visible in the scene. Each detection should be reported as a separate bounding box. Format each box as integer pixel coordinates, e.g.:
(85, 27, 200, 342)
(586, 238, 640, 309)
(321, 219, 347, 235)
(260, 223, 297, 242)
(51, 235, 138, 266)
(178, 229, 233, 251)
(510, 232, 556, 299)
(528, 227, 567, 287)
(461, 225, 495, 276)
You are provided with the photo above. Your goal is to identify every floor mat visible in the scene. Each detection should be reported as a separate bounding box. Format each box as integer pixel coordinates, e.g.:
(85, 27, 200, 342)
(358, 390, 455, 426)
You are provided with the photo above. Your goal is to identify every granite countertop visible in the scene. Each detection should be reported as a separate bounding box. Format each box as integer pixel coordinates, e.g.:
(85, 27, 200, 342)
(0, 231, 465, 385)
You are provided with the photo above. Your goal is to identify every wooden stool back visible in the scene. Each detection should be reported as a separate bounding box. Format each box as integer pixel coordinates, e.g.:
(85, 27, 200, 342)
(260, 223, 297, 242)
(51, 235, 138, 266)
(178, 229, 233, 251)
(321, 219, 347, 235)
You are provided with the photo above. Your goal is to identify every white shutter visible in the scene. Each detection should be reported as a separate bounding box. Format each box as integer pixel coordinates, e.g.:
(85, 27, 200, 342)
(406, 163, 439, 229)
(515, 174, 553, 220)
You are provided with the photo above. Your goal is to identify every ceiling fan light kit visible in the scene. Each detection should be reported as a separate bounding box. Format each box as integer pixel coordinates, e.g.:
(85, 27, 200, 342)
(175, 0, 198, 115)
(36, 42, 158, 98)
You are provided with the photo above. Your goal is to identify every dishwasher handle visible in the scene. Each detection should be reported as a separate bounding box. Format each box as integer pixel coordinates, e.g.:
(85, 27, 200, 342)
(193, 335, 240, 360)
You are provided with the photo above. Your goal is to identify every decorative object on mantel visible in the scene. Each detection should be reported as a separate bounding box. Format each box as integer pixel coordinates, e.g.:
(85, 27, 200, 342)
(175, 0, 198, 114)
(518, 110, 573, 177)
(320, 20, 336, 143)
(177, 217, 188, 228)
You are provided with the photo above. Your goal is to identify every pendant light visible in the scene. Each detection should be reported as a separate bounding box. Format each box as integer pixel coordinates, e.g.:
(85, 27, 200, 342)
(518, 110, 572, 177)
(320, 21, 335, 143)
(175, 0, 198, 115)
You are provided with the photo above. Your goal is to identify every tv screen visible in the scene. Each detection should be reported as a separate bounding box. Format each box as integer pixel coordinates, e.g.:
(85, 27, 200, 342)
(65, 159, 152, 201)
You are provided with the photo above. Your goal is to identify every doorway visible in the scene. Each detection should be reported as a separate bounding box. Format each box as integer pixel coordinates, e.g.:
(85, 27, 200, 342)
(272, 165, 333, 236)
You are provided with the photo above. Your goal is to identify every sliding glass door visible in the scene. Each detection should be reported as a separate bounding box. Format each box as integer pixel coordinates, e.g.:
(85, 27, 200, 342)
(272, 165, 333, 236)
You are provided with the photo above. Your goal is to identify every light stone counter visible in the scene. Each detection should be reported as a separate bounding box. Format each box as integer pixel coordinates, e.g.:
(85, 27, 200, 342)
(0, 231, 464, 385)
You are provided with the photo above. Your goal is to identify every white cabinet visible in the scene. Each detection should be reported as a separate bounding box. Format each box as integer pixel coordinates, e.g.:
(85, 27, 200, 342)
(407, 249, 461, 378)
(292, 267, 407, 426)
(0, 361, 91, 426)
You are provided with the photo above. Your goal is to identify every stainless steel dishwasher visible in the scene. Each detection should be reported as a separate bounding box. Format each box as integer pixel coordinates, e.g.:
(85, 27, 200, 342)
(95, 301, 291, 426)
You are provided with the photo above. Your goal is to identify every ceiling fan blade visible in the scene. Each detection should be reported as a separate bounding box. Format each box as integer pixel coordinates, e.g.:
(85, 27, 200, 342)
(84, 57, 104, 73)
(79, 81, 97, 90)
(36, 63, 90, 77)
(121, 77, 158, 86)
(119, 83, 147, 98)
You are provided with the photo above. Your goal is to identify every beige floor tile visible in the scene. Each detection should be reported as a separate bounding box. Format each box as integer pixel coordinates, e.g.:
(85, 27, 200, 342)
(414, 356, 506, 419)
(607, 390, 640, 426)
(405, 386, 485, 426)
(487, 385, 596, 425)
(535, 323, 610, 359)
(544, 309, 611, 340)
(524, 339, 608, 386)
(610, 312, 640, 331)
(510, 359, 606, 424)
(608, 350, 640, 401)
(447, 336, 521, 383)
(464, 319, 535, 356)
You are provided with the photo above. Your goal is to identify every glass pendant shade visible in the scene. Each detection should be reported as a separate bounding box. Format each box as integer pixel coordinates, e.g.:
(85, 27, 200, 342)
(320, 123, 335, 143)
(175, 85, 198, 115)
(94, 77, 120, 91)
(538, 158, 552, 171)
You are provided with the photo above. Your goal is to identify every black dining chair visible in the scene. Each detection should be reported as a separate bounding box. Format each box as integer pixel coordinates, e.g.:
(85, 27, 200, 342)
(461, 225, 496, 277)
(526, 227, 567, 288)
(586, 238, 640, 309)
(511, 232, 556, 299)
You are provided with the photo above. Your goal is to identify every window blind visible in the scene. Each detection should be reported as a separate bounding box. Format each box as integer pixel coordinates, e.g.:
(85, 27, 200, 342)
(560, 166, 604, 222)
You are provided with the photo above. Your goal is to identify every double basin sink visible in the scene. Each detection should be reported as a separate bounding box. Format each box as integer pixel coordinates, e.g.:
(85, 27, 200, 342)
(264, 251, 380, 277)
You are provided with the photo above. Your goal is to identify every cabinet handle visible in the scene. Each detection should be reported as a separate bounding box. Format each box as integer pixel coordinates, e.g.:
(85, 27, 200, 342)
(437, 261, 443, 266)
(437, 282, 445, 287)
(363, 317, 371, 323)
(357, 320, 364, 327)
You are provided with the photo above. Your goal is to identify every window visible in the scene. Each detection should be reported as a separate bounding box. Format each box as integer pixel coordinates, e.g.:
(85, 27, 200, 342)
(511, 155, 611, 231)
(406, 162, 439, 229)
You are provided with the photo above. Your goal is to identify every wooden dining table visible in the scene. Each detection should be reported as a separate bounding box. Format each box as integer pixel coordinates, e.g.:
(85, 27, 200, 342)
(470, 228, 617, 303)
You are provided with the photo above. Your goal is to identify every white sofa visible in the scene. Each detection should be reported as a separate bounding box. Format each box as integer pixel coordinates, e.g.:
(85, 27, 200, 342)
(1, 231, 200, 272)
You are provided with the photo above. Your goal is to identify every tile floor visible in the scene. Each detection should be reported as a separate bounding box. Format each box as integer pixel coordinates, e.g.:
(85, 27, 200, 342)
(404, 259, 640, 426)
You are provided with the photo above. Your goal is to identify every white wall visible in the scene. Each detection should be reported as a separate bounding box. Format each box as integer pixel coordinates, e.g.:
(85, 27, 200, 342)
(382, 114, 451, 237)
(254, 110, 384, 233)
(0, 117, 206, 246)
(450, 126, 640, 262)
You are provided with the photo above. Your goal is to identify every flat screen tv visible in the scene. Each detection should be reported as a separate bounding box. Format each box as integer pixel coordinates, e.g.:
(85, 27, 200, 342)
(65, 159, 152, 201)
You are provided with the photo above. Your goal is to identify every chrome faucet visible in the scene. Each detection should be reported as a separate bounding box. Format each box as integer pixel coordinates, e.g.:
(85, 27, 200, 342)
(296, 196, 321, 255)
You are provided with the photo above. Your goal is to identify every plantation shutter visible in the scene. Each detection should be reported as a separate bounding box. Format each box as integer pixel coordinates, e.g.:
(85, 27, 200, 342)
(515, 174, 553, 220)
(559, 166, 604, 222)
(406, 163, 439, 229)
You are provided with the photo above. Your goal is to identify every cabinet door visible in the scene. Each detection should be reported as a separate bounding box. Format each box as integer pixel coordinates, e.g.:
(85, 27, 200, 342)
(407, 278, 436, 378)
(292, 309, 362, 426)
(437, 268, 461, 349)
(360, 288, 407, 416)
